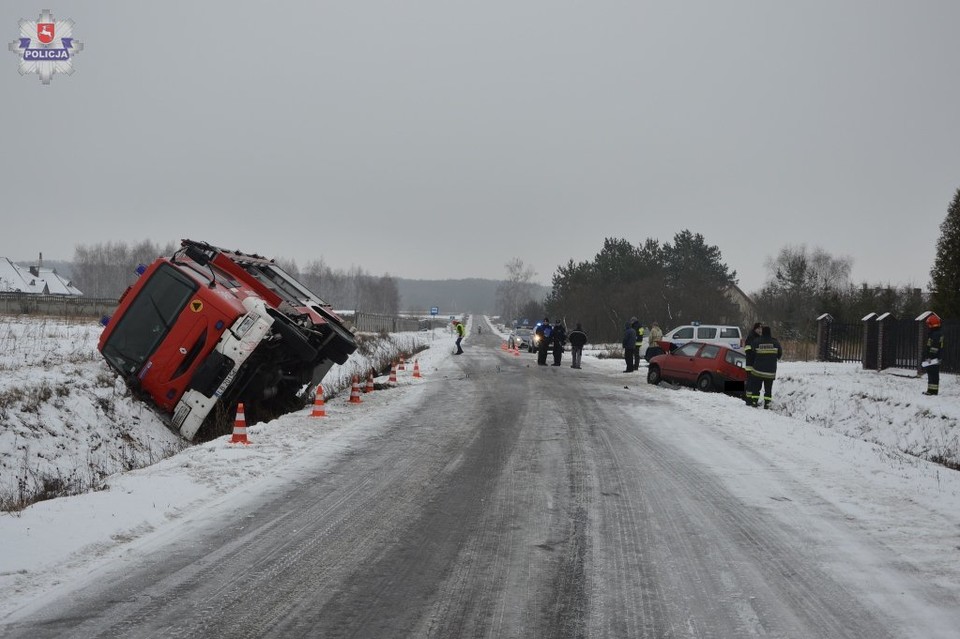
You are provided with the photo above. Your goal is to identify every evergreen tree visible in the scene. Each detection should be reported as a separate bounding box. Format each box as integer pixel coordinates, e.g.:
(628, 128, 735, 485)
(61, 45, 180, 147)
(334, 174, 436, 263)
(930, 188, 960, 318)
(660, 230, 739, 325)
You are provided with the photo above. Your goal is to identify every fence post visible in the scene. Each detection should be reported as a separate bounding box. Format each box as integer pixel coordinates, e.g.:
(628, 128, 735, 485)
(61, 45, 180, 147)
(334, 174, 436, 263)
(816, 313, 833, 361)
(876, 313, 896, 370)
(861, 313, 878, 370)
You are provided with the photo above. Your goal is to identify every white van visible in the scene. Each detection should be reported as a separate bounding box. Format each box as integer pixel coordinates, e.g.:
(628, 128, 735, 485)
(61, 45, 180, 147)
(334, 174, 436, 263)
(658, 323, 743, 351)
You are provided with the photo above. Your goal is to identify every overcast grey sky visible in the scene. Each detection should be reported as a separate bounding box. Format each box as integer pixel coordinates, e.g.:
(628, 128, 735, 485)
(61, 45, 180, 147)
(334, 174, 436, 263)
(3, 1, 959, 293)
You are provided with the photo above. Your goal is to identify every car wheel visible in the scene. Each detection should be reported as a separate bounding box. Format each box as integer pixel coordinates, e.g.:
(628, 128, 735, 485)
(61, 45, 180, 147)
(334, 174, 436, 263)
(647, 366, 661, 385)
(696, 372, 715, 392)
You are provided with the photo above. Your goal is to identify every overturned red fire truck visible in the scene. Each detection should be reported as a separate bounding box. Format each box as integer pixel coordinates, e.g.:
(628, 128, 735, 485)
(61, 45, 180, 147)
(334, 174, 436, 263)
(98, 239, 356, 441)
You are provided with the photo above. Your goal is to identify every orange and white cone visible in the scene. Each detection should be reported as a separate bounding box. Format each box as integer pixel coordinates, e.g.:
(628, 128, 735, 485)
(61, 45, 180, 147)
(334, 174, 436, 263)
(364, 371, 375, 393)
(389, 362, 398, 385)
(413, 359, 422, 378)
(398, 355, 405, 371)
(311, 385, 326, 417)
(349, 376, 362, 404)
(513, 344, 521, 357)
(230, 402, 251, 444)
(501, 341, 508, 351)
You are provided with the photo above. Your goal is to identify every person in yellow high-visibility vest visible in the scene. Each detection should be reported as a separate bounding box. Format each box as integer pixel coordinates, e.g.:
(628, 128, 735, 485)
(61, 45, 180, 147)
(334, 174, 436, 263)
(454, 321, 465, 354)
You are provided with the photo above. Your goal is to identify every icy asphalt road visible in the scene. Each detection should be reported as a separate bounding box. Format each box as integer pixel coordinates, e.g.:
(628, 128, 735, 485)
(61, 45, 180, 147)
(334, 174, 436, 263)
(2, 318, 957, 638)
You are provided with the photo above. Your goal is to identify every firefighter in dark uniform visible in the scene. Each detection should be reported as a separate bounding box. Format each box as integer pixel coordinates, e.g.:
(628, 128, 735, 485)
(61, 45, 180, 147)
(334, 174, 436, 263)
(743, 322, 763, 406)
(922, 314, 944, 395)
(751, 325, 782, 409)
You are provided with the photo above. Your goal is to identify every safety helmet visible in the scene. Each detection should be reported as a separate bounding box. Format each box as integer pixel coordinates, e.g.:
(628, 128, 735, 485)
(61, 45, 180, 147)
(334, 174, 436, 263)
(926, 314, 941, 329)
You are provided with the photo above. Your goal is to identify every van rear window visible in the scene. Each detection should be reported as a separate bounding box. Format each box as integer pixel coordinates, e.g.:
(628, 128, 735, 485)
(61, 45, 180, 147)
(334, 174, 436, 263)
(720, 328, 740, 338)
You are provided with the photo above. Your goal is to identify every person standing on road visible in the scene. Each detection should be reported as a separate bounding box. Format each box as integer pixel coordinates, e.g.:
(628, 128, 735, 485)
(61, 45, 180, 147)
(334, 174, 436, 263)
(743, 322, 763, 406)
(551, 319, 566, 366)
(454, 320, 465, 355)
(645, 321, 663, 361)
(622, 321, 637, 372)
(568, 323, 588, 369)
(751, 325, 782, 408)
(632, 318, 645, 371)
(535, 316, 552, 366)
(922, 314, 944, 395)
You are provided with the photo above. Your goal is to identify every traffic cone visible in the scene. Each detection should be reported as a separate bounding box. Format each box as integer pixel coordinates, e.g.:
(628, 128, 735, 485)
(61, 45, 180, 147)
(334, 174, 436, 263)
(513, 344, 520, 357)
(389, 362, 398, 385)
(311, 385, 326, 417)
(230, 403, 250, 444)
(364, 371, 375, 393)
(398, 355, 406, 371)
(349, 376, 362, 404)
(501, 341, 508, 351)
(413, 359, 422, 378)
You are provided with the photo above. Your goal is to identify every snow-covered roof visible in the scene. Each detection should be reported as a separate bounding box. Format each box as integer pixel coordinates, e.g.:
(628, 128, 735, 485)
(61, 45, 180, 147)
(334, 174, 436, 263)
(0, 257, 82, 295)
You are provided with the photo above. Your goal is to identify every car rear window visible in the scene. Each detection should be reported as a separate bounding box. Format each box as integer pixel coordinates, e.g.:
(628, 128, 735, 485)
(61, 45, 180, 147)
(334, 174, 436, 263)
(719, 328, 740, 338)
(725, 349, 746, 367)
(699, 344, 721, 359)
(697, 327, 718, 339)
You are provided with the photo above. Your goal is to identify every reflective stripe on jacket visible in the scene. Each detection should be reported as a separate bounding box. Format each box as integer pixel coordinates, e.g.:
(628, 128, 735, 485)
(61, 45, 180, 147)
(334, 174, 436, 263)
(752, 338, 782, 379)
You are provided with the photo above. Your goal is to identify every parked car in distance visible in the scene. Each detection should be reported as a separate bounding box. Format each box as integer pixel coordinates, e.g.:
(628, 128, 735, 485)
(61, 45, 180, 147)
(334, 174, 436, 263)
(509, 328, 533, 351)
(647, 340, 747, 393)
(658, 323, 743, 352)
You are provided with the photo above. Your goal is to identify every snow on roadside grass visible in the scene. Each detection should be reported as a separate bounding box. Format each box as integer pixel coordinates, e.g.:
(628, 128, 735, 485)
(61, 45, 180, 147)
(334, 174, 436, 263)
(0, 315, 448, 509)
(0, 317, 186, 509)
(775, 362, 960, 468)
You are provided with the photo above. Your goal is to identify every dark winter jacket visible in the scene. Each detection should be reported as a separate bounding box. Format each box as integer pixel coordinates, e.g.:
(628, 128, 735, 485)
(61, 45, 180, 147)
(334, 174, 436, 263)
(622, 324, 637, 350)
(925, 327, 944, 364)
(552, 323, 566, 348)
(568, 328, 588, 349)
(751, 326, 782, 379)
(743, 323, 763, 372)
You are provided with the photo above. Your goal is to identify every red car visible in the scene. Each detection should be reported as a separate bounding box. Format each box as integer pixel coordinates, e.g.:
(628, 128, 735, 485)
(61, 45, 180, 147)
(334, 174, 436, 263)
(646, 340, 747, 393)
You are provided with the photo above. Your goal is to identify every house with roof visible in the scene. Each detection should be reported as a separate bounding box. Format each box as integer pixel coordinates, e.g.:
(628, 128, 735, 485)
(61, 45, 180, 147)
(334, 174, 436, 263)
(0, 257, 83, 295)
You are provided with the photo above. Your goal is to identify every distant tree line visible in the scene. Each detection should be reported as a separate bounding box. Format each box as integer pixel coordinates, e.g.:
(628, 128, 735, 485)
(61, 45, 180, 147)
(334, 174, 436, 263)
(70, 240, 399, 314)
(752, 245, 925, 342)
(754, 187, 959, 341)
(290, 259, 399, 314)
(506, 194, 960, 345)
(539, 231, 740, 342)
(72, 240, 178, 299)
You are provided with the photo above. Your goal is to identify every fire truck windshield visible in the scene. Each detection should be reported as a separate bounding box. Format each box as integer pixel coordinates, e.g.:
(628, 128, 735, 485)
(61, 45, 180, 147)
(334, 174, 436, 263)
(101, 264, 198, 376)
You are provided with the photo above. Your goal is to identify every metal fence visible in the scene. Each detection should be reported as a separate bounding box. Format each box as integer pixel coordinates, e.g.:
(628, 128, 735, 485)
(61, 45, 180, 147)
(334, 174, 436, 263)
(817, 313, 957, 373)
(0, 292, 116, 318)
(346, 312, 425, 334)
(821, 320, 863, 363)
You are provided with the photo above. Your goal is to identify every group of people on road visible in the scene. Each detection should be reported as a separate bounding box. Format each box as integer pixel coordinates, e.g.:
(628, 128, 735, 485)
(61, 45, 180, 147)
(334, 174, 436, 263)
(485, 312, 945, 406)
(530, 317, 590, 369)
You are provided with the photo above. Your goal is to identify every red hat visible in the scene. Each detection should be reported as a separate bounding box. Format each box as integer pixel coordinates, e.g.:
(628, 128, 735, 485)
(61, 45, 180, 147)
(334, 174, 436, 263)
(926, 314, 941, 328)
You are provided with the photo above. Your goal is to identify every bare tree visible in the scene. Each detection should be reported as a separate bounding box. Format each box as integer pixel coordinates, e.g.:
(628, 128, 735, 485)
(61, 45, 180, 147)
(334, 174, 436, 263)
(496, 258, 538, 323)
(757, 244, 853, 338)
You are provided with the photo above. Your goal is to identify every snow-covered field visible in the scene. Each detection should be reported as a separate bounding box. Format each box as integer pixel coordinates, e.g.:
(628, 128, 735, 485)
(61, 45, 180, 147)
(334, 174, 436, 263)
(1, 314, 958, 624)
(0, 315, 441, 507)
